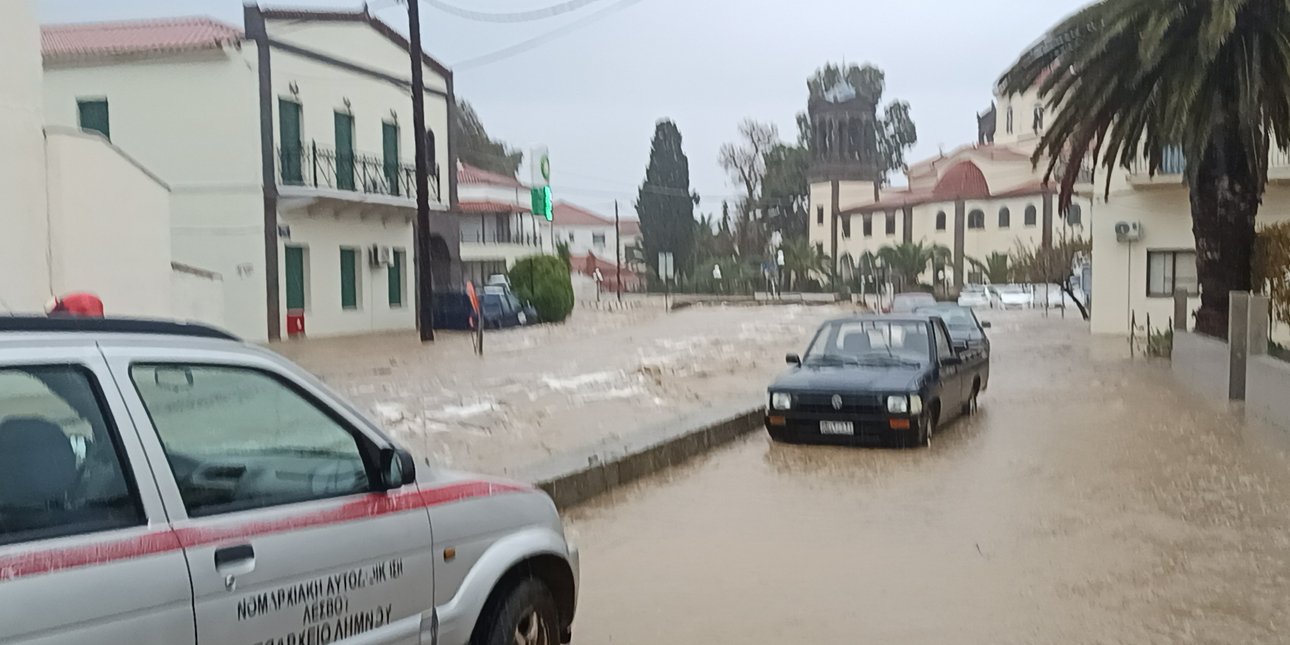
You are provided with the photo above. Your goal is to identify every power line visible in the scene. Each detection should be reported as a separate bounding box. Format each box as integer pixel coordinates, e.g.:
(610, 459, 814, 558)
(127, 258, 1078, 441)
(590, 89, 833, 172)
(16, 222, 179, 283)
(424, 0, 607, 23)
(452, 0, 644, 70)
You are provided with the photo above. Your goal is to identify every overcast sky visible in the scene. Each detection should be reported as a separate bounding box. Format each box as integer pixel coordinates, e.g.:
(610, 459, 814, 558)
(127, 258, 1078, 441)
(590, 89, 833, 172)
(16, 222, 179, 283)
(38, 0, 1087, 218)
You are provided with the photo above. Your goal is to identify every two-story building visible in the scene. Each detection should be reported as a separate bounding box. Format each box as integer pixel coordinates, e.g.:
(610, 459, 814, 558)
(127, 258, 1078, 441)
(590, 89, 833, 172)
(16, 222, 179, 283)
(551, 201, 643, 291)
(456, 162, 552, 286)
(41, 7, 459, 341)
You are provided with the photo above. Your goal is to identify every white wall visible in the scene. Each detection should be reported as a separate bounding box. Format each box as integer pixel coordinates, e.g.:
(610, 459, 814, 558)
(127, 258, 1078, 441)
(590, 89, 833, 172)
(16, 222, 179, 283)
(43, 128, 173, 317)
(1090, 179, 1290, 335)
(277, 209, 415, 337)
(171, 265, 226, 327)
(1, 0, 52, 312)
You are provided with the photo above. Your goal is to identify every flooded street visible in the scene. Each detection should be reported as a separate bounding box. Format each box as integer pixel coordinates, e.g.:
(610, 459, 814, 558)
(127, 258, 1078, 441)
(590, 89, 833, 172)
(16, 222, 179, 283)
(566, 311, 1290, 644)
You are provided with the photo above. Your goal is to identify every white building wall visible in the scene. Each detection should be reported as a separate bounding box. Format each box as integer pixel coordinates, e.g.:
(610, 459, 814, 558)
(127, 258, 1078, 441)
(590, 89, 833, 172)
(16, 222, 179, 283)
(43, 128, 173, 317)
(1, 0, 52, 312)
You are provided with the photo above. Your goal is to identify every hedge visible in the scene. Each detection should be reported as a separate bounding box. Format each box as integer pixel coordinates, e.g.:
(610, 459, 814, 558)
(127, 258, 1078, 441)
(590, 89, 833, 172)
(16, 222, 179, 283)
(508, 255, 575, 323)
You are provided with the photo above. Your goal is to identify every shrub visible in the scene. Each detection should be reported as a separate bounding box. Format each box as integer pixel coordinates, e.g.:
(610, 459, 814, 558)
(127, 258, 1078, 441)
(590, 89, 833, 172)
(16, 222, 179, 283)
(508, 255, 575, 323)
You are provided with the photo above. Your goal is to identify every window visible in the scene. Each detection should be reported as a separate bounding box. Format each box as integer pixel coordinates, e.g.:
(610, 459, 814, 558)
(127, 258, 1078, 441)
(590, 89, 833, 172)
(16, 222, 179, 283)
(285, 245, 308, 311)
(334, 111, 355, 191)
(279, 99, 303, 185)
(935, 211, 946, 231)
(425, 128, 437, 171)
(339, 247, 360, 310)
(382, 121, 400, 196)
(885, 212, 896, 236)
(130, 365, 370, 517)
(998, 207, 1011, 228)
(967, 209, 985, 229)
(1033, 105, 1045, 132)
(817, 206, 824, 226)
(1067, 204, 1083, 227)
(388, 248, 405, 308)
(1024, 205, 1038, 227)
(592, 233, 607, 249)
(0, 366, 143, 546)
(861, 215, 872, 237)
(77, 98, 110, 141)
(1005, 106, 1014, 134)
(1147, 250, 1199, 297)
(841, 215, 852, 238)
(932, 323, 954, 361)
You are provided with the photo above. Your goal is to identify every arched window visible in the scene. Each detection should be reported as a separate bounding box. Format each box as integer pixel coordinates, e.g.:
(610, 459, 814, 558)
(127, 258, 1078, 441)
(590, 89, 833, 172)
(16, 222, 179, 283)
(1033, 105, 1045, 132)
(998, 207, 1011, 228)
(425, 129, 437, 170)
(1067, 203, 1083, 226)
(1024, 204, 1038, 227)
(935, 211, 947, 231)
(1005, 107, 1014, 134)
(967, 209, 985, 229)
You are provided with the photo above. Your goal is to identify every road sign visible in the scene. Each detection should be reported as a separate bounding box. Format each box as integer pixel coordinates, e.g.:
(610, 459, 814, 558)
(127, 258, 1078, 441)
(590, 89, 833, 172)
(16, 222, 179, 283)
(530, 186, 552, 221)
(658, 252, 675, 280)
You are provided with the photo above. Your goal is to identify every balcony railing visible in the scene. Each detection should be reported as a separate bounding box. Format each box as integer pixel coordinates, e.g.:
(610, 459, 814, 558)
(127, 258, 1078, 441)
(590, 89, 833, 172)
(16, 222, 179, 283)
(278, 141, 440, 203)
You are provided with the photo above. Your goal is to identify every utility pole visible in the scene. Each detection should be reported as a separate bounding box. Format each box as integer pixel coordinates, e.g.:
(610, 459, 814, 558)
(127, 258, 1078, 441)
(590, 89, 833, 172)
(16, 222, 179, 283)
(407, 0, 434, 342)
(615, 200, 622, 304)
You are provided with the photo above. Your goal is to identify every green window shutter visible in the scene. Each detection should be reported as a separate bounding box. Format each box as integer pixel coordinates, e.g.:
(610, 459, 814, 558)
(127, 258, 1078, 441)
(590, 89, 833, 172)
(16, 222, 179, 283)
(340, 248, 358, 309)
(382, 122, 400, 196)
(388, 249, 404, 307)
(279, 99, 303, 184)
(77, 99, 110, 141)
(284, 246, 306, 310)
(335, 111, 355, 191)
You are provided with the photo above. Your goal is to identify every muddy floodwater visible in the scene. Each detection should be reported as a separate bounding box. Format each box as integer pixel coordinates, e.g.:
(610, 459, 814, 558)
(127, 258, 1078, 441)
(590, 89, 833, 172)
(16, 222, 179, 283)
(566, 311, 1290, 644)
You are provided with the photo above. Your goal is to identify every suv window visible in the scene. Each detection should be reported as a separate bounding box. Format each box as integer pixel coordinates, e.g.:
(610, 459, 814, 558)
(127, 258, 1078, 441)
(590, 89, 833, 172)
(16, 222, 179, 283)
(130, 364, 371, 518)
(0, 366, 143, 546)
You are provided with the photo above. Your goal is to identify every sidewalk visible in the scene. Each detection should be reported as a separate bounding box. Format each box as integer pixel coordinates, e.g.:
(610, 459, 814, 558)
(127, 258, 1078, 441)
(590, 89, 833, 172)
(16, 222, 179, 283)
(276, 299, 850, 477)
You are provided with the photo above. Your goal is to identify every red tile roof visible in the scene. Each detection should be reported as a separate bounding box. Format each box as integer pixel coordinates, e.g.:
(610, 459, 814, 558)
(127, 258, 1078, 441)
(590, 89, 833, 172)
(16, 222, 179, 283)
(552, 201, 611, 227)
(457, 200, 528, 214)
(457, 162, 525, 188)
(42, 17, 242, 60)
(933, 161, 992, 201)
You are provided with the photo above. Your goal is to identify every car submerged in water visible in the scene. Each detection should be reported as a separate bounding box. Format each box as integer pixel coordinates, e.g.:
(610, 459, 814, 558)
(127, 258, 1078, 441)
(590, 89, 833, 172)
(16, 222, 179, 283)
(765, 315, 987, 448)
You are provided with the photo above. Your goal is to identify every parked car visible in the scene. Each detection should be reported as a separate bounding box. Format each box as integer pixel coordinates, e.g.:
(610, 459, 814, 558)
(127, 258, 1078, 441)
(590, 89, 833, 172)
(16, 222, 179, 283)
(993, 284, 1033, 310)
(481, 285, 538, 329)
(957, 285, 992, 308)
(915, 304, 991, 391)
(888, 292, 938, 313)
(1032, 283, 1075, 308)
(0, 316, 578, 645)
(764, 314, 987, 448)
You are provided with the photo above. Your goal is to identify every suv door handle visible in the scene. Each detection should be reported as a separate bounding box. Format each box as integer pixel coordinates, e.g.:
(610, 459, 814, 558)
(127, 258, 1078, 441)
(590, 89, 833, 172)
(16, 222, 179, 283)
(214, 544, 255, 569)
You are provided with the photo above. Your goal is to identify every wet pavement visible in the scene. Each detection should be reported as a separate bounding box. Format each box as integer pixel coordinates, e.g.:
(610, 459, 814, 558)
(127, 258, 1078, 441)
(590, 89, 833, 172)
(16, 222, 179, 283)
(565, 310, 1290, 644)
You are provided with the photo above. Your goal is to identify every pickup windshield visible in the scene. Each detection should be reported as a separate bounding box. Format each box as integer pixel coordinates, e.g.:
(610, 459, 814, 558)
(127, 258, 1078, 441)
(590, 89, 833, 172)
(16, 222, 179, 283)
(804, 320, 931, 366)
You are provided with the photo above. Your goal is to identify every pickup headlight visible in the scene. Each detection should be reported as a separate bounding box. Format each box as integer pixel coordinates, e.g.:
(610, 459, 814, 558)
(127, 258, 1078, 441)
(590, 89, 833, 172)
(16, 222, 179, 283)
(770, 392, 792, 410)
(887, 394, 923, 415)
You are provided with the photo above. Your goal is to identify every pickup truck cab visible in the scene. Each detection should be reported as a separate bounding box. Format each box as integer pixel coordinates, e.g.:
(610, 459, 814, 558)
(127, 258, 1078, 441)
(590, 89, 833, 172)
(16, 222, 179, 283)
(765, 314, 985, 448)
(0, 317, 577, 645)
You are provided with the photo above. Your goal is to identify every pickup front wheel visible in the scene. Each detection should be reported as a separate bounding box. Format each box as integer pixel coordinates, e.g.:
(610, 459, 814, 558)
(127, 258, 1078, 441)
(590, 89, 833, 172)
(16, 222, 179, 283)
(474, 578, 561, 645)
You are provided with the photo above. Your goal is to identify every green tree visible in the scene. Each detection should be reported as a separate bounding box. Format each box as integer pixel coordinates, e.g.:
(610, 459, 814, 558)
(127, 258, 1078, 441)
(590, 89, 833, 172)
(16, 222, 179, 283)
(967, 252, 1013, 284)
(508, 255, 574, 323)
(804, 63, 919, 185)
(780, 236, 830, 291)
(636, 120, 698, 278)
(876, 241, 951, 289)
(454, 99, 522, 176)
(761, 143, 811, 240)
(999, 0, 1290, 337)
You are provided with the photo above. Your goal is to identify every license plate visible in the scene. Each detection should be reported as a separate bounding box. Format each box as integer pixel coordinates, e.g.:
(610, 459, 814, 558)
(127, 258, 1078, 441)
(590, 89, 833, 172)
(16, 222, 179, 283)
(820, 421, 855, 435)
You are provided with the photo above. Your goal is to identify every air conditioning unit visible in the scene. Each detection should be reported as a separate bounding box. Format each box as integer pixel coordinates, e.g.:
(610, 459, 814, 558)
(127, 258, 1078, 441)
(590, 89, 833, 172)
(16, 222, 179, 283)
(1114, 221, 1142, 243)
(368, 244, 392, 267)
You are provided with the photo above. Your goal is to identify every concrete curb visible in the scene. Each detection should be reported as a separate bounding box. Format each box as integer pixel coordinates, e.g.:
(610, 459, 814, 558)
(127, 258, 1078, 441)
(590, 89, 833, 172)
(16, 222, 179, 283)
(518, 398, 765, 509)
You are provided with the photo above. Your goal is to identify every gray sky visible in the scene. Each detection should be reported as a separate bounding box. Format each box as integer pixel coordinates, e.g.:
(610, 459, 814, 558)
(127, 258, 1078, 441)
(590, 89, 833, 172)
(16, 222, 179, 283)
(38, 0, 1087, 218)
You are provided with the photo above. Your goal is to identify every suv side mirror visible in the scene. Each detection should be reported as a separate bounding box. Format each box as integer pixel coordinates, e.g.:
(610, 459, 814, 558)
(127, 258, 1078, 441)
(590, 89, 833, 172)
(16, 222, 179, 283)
(785, 353, 802, 365)
(379, 447, 417, 490)
(981, 321, 992, 329)
(940, 355, 963, 367)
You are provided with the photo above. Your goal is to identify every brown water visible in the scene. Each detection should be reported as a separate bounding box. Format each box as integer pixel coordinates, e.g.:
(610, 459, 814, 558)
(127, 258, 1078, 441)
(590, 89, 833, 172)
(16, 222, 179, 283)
(566, 312, 1290, 644)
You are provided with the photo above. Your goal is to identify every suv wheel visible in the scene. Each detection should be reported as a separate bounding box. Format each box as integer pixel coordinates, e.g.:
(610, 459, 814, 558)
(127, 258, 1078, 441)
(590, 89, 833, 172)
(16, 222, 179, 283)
(474, 578, 561, 645)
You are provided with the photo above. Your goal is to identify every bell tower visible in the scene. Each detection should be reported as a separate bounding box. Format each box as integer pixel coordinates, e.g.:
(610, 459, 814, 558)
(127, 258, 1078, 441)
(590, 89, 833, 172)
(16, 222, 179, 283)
(808, 80, 880, 285)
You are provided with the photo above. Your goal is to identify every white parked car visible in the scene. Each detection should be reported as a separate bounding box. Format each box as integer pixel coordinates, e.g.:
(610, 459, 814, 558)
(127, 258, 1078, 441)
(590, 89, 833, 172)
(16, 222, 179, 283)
(993, 284, 1033, 309)
(0, 316, 578, 645)
(957, 285, 992, 308)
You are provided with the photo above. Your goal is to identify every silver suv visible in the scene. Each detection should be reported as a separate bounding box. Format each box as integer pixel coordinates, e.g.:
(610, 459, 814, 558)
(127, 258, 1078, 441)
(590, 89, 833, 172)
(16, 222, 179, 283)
(0, 317, 577, 645)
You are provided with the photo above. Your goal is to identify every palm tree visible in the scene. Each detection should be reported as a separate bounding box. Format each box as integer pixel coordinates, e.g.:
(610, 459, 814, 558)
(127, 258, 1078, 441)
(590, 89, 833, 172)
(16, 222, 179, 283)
(780, 236, 829, 290)
(967, 252, 1012, 284)
(876, 241, 952, 289)
(1000, 0, 1290, 337)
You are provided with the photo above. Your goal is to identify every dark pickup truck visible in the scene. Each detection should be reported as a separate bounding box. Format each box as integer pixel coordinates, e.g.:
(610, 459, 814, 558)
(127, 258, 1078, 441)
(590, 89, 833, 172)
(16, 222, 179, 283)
(765, 314, 988, 448)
